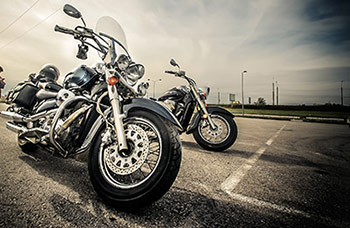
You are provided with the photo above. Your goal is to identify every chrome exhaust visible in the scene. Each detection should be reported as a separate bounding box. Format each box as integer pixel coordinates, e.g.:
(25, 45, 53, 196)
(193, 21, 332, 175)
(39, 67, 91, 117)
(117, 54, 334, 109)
(6, 122, 48, 135)
(6, 122, 26, 133)
(0, 111, 26, 122)
(0, 109, 57, 123)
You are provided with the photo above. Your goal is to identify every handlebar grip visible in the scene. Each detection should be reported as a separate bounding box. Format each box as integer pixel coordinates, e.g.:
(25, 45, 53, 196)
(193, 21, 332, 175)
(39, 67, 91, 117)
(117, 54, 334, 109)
(54, 25, 75, 35)
(165, 70, 176, 74)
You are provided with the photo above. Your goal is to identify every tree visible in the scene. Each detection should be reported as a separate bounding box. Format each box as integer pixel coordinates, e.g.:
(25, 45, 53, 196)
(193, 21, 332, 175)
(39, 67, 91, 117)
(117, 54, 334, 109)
(254, 97, 266, 106)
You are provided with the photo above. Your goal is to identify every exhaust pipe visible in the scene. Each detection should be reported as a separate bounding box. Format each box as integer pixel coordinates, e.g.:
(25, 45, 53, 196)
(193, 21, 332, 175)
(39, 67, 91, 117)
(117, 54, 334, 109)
(0, 109, 57, 123)
(6, 122, 48, 139)
(6, 122, 27, 133)
(0, 111, 26, 122)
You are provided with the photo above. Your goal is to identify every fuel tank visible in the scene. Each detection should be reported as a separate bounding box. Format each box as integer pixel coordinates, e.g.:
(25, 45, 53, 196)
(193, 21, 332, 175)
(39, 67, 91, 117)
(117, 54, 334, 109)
(158, 85, 188, 102)
(64, 65, 98, 90)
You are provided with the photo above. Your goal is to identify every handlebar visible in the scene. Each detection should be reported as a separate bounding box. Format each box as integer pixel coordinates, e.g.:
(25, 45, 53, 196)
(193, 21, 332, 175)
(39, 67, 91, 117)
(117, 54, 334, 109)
(165, 69, 196, 86)
(165, 70, 187, 78)
(54, 25, 75, 35)
(164, 70, 177, 75)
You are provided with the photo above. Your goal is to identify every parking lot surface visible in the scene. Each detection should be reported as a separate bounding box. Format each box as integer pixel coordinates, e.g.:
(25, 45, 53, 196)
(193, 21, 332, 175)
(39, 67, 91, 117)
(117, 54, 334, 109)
(1, 103, 349, 227)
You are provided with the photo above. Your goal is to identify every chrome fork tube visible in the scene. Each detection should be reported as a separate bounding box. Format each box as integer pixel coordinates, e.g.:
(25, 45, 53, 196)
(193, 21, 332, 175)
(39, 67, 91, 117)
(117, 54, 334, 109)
(107, 76, 128, 151)
(190, 84, 216, 129)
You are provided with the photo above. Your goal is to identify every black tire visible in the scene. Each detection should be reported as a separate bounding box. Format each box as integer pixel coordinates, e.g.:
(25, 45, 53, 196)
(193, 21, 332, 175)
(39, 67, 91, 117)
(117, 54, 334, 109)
(18, 136, 38, 153)
(88, 110, 182, 209)
(193, 113, 237, 152)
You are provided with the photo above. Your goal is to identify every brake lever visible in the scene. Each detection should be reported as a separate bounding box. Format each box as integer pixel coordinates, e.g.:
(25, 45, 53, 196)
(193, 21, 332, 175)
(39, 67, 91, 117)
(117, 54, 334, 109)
(75, 26, 94, 38)
(178, 71, 186, 76)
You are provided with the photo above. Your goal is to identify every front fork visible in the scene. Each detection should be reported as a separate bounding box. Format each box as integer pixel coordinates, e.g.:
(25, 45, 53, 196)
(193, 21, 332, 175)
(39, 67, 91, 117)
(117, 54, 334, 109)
(107, 73, 128, 151)
(190, 86, 217, 130)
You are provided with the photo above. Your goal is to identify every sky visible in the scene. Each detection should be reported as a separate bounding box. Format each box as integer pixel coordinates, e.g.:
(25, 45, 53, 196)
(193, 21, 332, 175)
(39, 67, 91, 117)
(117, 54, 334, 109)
(0, 0, 349, 105)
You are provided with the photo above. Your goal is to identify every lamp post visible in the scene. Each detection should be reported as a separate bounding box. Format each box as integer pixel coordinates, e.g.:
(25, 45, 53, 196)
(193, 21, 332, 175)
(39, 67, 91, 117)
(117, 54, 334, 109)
(341, 80, 344, 106)
(276, 81, 279, 105)
(241, 70, 247, 115)
(147, 78, 162, 98)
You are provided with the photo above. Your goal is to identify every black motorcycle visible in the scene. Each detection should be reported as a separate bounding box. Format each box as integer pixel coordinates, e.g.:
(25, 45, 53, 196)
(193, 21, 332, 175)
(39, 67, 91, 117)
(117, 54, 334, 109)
(158, 59, 237, 152)
(0, 4, 182, 208)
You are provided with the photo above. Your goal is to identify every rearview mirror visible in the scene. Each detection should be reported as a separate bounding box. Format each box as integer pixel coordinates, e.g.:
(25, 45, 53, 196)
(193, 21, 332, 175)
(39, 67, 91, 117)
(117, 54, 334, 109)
(63, 4, 82, 19)
(170, 59, 180, 68)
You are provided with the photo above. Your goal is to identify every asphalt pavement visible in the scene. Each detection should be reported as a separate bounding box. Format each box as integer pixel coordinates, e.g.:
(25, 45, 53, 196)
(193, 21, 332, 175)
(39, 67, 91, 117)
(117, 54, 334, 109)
(1, 103, 350, 227)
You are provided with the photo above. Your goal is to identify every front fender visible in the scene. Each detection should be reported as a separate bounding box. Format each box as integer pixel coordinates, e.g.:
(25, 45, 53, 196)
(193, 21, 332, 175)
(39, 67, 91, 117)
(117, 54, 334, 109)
(206, 106, 235, 117)
(186, 106, 234, 134)
(122, 98, 182, 129)
(79, 98, 183, 153)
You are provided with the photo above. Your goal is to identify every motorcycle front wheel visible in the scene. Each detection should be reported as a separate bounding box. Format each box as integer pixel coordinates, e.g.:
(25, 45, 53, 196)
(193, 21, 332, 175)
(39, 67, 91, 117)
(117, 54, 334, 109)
(193, 114, 237, 152)
(88, 110, 182, 209)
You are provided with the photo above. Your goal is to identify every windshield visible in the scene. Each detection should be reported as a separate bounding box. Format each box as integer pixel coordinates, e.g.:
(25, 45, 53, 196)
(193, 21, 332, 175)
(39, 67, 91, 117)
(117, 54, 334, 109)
(95, 16, 128, 54)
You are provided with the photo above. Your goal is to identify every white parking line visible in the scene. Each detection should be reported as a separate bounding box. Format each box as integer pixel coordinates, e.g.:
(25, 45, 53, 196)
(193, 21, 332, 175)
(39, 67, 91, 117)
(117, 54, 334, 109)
(221, 124, 286, 193)
(228, 192, 311, 217)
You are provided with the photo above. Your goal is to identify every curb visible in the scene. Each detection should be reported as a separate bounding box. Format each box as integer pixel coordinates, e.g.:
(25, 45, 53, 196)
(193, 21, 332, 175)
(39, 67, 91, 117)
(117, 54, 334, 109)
(233, 113, 349, 125)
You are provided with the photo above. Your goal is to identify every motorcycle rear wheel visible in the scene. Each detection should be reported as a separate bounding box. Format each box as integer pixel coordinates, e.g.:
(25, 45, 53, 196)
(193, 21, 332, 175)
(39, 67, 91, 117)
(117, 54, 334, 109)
(88, 110, 182, 209)
(193, 114, 237, 152)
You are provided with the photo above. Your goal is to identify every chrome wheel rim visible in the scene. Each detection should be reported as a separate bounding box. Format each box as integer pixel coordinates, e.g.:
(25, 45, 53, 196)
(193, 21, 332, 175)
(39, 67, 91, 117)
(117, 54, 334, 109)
(99, 117, 162, 189)
(198, 114, 230, 145)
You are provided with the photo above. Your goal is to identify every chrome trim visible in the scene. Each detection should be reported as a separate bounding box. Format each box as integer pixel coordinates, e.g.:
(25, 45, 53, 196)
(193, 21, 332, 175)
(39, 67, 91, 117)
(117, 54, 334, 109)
(49, 95, 90, 156)
(0, 109, 57, 123)
(30, 109, 58, 121)
(118, 74, 138, 95)
(0, 111, 25, 122)
(6, 122, 26, 133)
(56, 104, 93, 135)
(190, 84, 216, 130)
(36, 89, 58, 100)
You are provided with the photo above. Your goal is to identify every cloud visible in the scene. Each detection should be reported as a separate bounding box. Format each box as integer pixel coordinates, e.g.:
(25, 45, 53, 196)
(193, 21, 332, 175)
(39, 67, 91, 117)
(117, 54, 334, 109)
(0, 0, 349, 105)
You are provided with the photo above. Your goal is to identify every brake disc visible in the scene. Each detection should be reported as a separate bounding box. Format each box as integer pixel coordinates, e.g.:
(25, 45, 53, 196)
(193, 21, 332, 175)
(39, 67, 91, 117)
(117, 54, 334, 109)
(104, 124, 150, 175)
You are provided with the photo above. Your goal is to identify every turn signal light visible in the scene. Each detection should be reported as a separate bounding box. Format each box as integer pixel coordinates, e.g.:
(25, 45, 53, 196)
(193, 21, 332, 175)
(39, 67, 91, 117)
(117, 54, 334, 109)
(108, 76, 119, 85)
(202, 114, 208, 119)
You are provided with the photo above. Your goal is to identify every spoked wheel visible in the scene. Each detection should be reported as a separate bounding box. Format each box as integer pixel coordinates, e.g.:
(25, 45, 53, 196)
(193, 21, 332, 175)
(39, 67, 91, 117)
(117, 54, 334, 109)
(193, 113, 237, 152)
(88, 110, 182, 209)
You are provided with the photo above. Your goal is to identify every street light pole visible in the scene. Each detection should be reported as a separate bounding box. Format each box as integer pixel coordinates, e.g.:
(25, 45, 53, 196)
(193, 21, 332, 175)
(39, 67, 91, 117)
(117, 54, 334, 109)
(272, 77, 275, 106)
(218, 88, 221, 104)
(147, 79, 162, 98)
(241, 70, 247, 115)
(276, 81, 279, 105)
(341, 80, 344, 106)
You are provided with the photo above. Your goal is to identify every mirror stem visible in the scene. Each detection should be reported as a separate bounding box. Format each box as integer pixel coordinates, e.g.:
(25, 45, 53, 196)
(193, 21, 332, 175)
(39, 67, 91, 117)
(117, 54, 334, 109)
(81, 17, 86, 27)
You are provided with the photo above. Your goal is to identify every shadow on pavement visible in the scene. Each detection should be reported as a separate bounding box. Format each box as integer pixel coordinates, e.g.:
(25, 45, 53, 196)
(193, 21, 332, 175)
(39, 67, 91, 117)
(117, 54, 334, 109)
(49, 187, 326, 228)
(19, 148, 330, 227)
(182, 140, 255, 157)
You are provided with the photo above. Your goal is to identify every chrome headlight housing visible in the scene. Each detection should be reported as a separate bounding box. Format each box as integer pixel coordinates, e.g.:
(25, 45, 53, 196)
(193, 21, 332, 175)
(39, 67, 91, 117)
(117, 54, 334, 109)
(137, 82, 149, 96)
(116, 54, 130, 70)
(198, 86, 210, 99)
(126, 63, 145, 82)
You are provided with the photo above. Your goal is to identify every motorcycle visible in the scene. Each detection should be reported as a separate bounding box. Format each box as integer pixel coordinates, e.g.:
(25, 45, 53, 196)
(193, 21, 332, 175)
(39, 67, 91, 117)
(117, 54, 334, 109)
(0, 4, 182, 208)
(158, 59, 237, 152)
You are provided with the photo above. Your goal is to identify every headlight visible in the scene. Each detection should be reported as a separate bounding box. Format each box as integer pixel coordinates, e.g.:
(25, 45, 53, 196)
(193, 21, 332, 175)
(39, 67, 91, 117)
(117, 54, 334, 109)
(137, 82, 149, 96)
(127, 63, 145, 81)
(116, 54, 130, 70)
(198, 86, 210, 99)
